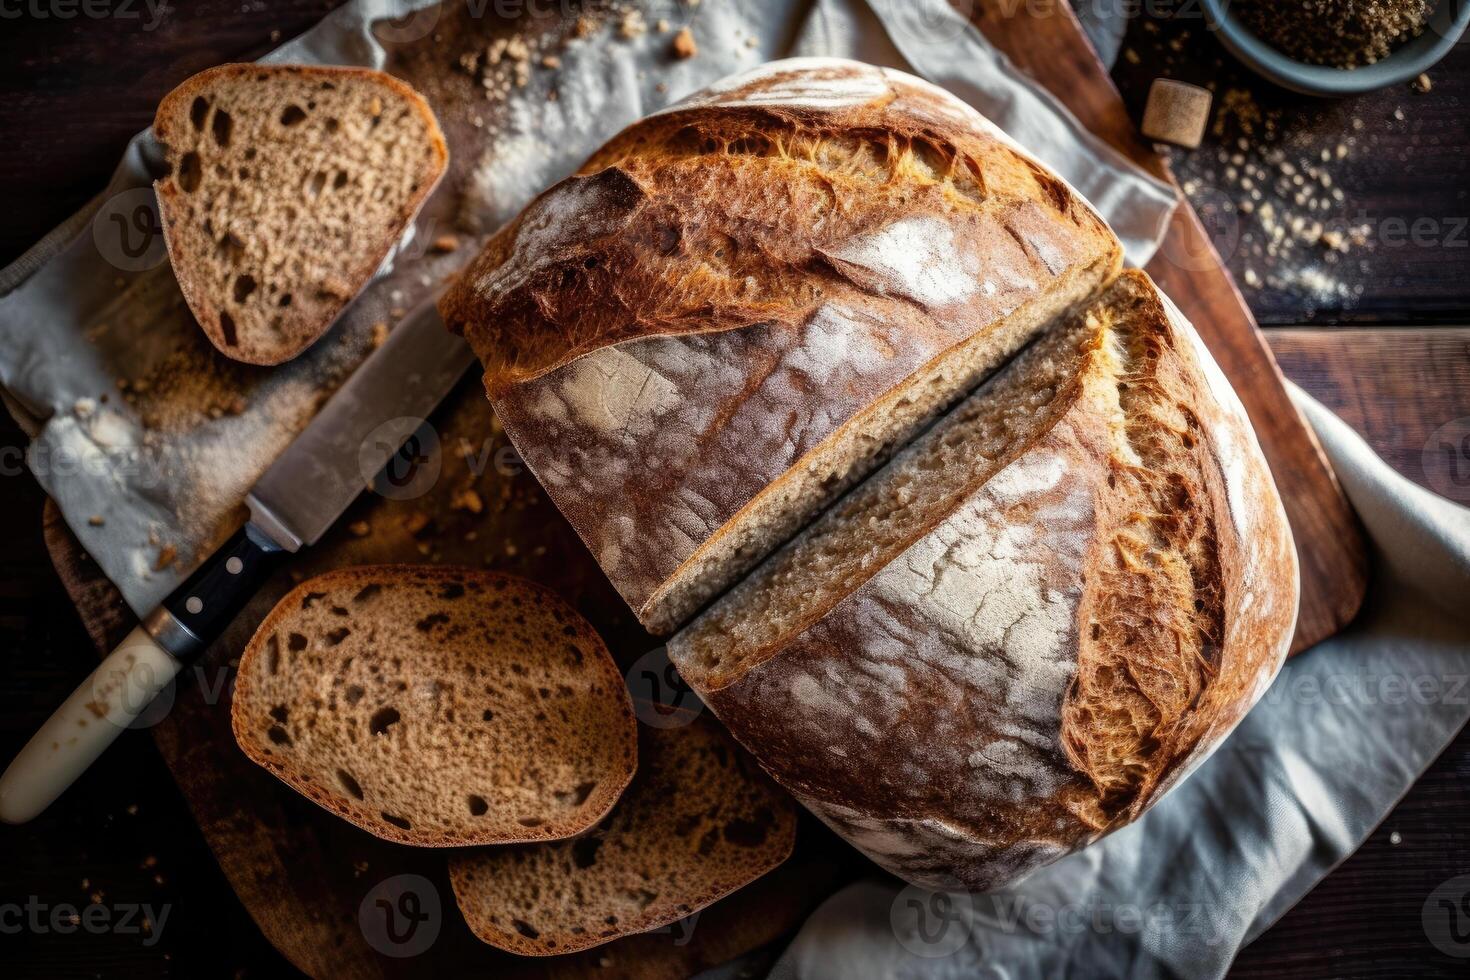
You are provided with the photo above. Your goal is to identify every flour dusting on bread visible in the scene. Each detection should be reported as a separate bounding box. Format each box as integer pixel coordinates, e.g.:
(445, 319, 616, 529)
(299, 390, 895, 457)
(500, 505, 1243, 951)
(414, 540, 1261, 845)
(680, 57, 892, 110)
(824, 218, 981, 308)
(551, 346, 682, 440)
(669, 271, 1298, 892)
(445, 58, 1122, 634)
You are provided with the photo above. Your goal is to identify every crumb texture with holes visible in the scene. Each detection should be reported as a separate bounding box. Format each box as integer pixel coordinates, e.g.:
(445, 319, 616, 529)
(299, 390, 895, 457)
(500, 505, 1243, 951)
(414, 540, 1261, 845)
(153, 64, 448, 365)
(230, 565, 636, 846)
(441, 58, 1122, 634)
(669, 270, 1298, 892)
(450, 718, 797, 957)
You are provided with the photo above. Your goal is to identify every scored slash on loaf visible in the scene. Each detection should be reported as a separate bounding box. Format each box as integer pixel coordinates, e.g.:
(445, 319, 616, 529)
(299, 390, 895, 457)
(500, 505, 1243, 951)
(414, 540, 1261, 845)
(668, 270, 1298, 891)
(440, 57, 1123, 635)
(442, 58, 1300, 895)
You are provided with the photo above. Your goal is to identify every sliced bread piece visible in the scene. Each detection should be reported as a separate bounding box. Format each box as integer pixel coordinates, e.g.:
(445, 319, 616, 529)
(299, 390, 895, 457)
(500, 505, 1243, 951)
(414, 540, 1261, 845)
(669, 270, 1298, 892)
(442, 58, 1122, 634)
(153, 64, 448, 365)
(231, 566, 636, 847)
(450, 717, 797, 957)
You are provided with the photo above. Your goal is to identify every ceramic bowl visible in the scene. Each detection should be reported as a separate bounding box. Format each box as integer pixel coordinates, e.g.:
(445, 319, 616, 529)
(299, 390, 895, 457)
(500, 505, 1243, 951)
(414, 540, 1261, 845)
(1200, 0, 1470, 96)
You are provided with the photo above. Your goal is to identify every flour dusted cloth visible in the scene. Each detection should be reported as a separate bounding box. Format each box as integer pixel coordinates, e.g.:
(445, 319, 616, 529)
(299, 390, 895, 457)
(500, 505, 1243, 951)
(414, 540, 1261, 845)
(759, 387, 1470, 979)
(0, 3, 1460, 977)
(0, 0, 1175, 618)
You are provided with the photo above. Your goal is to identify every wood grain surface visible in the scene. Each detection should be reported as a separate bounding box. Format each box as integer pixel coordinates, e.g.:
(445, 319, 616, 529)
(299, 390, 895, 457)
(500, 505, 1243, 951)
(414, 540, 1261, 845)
(38, 380, 856, 980)
(1109, 10, 1470, 326)
(1269, 328, 1470, 498)
(968, 0, 1368, 650)
(28, 1, 1371, 973)
(0, 1, 1466, 978)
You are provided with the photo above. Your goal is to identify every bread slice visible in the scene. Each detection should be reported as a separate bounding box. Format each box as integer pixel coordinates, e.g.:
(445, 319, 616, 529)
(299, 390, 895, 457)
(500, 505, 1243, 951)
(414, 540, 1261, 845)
(153, 64, 448, 365)
(669, 270, 1298, 892)
(449, 717, 797, 957)
(231, 566, 636, 847)
(442, 59, 1122, 635)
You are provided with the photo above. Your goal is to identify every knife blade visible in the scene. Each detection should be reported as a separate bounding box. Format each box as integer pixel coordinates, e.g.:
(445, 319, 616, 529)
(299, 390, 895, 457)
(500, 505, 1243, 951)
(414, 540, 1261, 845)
(0, 297, 476, 823)
(248, 300, 476, 552)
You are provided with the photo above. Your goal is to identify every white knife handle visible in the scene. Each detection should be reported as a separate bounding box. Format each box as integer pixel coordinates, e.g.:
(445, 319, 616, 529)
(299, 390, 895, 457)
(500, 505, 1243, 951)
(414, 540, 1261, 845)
(0, 625, 182, 824)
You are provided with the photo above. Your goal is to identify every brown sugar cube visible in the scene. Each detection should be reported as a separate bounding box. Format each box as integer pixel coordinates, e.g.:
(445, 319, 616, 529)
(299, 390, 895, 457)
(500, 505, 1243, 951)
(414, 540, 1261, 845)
(1141, 78, 1213, 150)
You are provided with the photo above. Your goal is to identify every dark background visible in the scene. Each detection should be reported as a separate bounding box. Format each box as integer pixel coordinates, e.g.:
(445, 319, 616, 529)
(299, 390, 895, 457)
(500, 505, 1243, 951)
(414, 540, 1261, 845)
(2, 2, 1469, 977)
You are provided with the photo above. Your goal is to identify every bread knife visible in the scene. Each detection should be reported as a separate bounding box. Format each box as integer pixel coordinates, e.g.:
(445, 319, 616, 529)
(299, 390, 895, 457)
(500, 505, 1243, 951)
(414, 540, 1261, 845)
(0, 299, 476, 823)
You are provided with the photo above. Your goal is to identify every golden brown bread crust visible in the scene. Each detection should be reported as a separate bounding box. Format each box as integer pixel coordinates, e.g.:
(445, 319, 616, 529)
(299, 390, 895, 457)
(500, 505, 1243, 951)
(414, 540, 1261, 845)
(154, 64, 448, 365)
(668, 272, 1298, 891)
(442, 60, 1117, 393)
(441, 60, 1122, 633)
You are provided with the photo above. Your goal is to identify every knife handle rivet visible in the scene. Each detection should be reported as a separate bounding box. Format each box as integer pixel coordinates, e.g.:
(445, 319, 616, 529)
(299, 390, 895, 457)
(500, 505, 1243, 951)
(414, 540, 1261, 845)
(185, 597, 204, 615)
(226, 557, 244, 575)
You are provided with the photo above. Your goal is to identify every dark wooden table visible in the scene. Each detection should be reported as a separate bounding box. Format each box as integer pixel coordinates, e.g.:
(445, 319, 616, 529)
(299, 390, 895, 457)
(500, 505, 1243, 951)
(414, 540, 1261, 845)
(1, 3, 1467, 977)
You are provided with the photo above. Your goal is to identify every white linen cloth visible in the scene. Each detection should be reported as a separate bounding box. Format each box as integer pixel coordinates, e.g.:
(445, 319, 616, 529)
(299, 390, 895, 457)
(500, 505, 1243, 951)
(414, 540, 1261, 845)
(0, 0, 1175, 616)
(758, 389, 1470, 978)
(1, 2, 1462, 977)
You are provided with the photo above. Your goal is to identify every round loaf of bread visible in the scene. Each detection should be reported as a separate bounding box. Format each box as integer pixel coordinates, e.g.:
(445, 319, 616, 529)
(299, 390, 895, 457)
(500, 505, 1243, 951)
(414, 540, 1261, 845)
(441, 58, 1123, 634)
(669, 271, 1299, 891)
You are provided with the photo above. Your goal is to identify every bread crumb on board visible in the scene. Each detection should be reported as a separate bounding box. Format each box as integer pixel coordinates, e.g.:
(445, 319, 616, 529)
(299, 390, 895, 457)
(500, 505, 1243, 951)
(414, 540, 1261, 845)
(1161, 82, 1372, 312)
(77, 259, 400, 581)
(82, 286, 372, 585)
(463, 36, 536, 95)
(619, 9, 647, 39)
(671, 27, 698, 60)
(451, 488, 485, 514)
(154, 545, 177, 572)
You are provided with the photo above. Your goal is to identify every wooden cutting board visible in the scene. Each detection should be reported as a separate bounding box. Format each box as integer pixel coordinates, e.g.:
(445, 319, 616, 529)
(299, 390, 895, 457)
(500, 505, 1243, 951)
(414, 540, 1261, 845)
(39, 2, 1367, 976)
(965, 2, 1367, 652)
(41, 378, 857, 980)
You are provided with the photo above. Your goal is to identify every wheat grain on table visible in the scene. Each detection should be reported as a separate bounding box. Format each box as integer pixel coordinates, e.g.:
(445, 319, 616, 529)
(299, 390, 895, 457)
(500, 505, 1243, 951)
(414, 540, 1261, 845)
(0, 1, 1466, 977)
